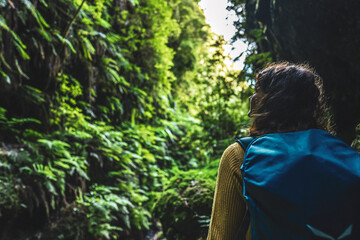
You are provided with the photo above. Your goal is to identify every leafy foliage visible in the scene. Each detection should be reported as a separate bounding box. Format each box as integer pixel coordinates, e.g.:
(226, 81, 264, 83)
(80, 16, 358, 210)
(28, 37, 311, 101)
(0, 0, 252, 239)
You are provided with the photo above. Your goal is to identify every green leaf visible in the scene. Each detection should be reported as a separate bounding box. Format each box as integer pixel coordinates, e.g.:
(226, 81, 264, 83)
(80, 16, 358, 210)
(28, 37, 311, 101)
(22, 0, 49, 28)
(0, 15, 9, 31)
(0, 71, 11, 84)
(54, 161, 71, 170)
(10, 31, 26, 49)
(44, 181, 58, 196)
(8, 117, 41, 125)
(13, 41, 30, 60)
(15, 59, 30, 78)
(19, 166, 33, 174)
(36, 10, 50, 28)
(95, 18, 111, 29)
(37, 28, 52, 42)
(55, 34, 76, 53)
(81, 37, 95, 60)
(0, 55, 12, 70)
(39, 0, 48, 7)
(23, 85, 45, 102)
(120, 214, 131, 229)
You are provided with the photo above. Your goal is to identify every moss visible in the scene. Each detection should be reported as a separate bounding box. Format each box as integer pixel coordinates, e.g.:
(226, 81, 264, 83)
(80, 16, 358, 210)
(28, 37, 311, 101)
(152, 167, 217, 240)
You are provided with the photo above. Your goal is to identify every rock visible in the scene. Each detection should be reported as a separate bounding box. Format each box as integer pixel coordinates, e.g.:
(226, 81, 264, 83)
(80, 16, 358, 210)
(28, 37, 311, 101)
(245, 0, 360, 143)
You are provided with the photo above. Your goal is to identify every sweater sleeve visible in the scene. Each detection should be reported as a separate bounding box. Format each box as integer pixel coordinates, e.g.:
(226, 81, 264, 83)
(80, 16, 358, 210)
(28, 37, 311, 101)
(207, 143, 247, 240)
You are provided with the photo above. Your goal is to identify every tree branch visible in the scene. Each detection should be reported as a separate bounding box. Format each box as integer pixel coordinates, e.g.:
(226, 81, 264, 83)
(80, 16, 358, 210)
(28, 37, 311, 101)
(62, 0, 86, 38)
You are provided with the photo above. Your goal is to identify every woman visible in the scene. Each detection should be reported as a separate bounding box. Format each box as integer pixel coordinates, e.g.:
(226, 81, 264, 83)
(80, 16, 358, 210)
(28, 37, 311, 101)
(206, 62, 333, 239)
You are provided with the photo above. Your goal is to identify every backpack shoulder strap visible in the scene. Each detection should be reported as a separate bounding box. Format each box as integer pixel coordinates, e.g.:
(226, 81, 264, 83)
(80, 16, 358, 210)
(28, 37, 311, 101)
(236, 137, 255, 151)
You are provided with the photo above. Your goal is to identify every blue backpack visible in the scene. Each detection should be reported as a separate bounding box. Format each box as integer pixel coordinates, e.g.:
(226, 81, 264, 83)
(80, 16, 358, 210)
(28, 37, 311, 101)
(236, 129, 360, 240)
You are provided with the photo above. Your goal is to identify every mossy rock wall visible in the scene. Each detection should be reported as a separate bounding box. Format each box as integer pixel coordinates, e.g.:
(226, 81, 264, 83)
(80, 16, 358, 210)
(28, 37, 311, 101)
(245, 0, 360, 143)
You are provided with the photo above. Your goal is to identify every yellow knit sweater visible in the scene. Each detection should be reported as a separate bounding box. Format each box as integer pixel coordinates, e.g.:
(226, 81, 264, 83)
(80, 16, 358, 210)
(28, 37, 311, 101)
(207, 142, 251, 240)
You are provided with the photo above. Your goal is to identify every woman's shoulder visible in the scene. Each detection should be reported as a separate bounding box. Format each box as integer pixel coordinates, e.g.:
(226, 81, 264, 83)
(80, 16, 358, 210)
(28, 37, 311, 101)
(220, 142, 246, 171)
(223, 142, 245, 157)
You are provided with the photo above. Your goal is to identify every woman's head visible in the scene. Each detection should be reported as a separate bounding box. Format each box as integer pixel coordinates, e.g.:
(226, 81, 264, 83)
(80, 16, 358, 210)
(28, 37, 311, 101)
(249, 62, 331, 136)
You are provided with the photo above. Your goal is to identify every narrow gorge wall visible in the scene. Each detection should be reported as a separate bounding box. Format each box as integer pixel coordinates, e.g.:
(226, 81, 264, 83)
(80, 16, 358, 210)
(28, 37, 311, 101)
(245, 0, 360, 143)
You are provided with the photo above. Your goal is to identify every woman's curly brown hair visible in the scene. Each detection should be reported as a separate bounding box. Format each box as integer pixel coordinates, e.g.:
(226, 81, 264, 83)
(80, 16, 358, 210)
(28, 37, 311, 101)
(249, 62, 333, 137)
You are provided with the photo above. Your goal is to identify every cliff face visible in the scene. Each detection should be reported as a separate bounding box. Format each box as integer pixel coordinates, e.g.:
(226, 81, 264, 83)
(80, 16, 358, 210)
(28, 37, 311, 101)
(246, 0, 360, 143)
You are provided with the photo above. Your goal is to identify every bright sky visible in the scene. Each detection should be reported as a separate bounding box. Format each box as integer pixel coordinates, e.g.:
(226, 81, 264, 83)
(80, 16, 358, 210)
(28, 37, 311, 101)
(199, 0, 247, 70)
